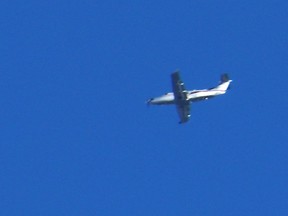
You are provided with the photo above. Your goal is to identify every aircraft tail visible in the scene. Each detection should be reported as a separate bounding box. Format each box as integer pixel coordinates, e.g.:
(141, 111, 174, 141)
(213, 74, 232, 92)
(220, 74, 230, 83)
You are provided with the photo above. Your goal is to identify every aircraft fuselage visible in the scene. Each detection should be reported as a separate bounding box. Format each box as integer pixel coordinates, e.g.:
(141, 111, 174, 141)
(148, 84, 230, 105)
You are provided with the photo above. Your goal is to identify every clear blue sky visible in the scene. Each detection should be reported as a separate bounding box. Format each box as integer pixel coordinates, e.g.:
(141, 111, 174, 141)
(1, 0, 288, 215)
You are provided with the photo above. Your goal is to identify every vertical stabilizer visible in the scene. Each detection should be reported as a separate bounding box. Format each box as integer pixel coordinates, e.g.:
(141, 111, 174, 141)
(220, 73, 230, 83)
(213, 74, 232, 92)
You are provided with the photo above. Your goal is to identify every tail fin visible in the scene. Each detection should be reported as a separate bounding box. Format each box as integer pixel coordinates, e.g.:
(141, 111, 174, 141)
(213, 74, 232, 92)
(220, 73, 230, 84)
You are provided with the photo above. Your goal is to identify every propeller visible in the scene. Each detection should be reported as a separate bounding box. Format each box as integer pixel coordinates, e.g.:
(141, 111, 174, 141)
(146, 98, 153, 107)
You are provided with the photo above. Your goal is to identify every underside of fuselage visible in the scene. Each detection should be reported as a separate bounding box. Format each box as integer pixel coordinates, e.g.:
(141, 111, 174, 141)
(147, 90, 218, 105)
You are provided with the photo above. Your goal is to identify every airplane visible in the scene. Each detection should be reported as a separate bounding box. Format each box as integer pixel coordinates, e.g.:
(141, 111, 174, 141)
(147, 71, 232, 124)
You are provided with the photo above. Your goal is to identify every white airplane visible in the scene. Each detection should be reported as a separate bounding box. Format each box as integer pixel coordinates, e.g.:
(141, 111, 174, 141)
(147, 71, 232, 124)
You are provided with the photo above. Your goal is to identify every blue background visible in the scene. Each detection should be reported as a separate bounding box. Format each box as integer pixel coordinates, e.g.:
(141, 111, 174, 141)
(1, 0, 288, 215)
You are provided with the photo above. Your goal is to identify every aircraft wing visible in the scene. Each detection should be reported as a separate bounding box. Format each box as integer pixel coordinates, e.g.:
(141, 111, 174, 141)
(171, 72, 191, 123)
(176, 103, 191, 123)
